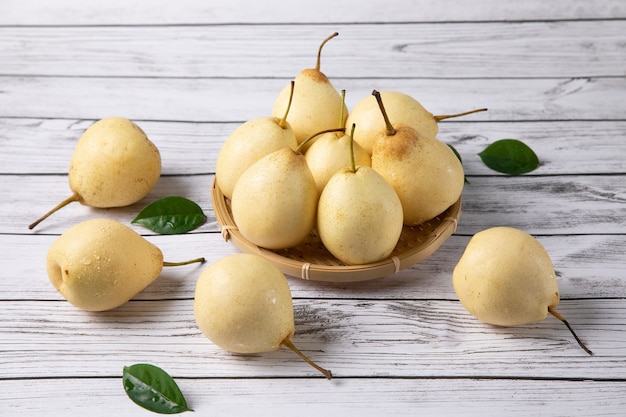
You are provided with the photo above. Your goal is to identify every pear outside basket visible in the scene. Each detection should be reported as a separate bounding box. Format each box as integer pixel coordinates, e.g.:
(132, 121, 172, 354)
(211, 178, 461, 282)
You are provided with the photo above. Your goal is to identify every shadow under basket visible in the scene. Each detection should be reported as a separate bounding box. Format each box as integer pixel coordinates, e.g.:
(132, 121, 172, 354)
(212, 178, 461, 283)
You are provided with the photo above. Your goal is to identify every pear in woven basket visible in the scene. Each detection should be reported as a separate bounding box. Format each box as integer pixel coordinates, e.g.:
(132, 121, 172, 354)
(231, 147, 318, 250)
(370, 90, 465, 226)
(271, 32, 346, 149)
(346, 90, 486, 154)
(215, 81, 298, 200)
(317, 125, 403, 265)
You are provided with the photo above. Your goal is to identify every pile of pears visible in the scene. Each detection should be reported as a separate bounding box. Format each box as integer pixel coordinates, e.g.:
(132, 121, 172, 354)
(31, 34, 593, 389)
(215, 32, 592, 356)
(216, 33, 485, 266)
(32, 117, 206, 311)
(33, 116, 333, 378)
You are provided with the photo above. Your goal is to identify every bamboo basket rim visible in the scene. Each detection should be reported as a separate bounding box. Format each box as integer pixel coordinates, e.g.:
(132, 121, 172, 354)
(211, 178, 461, 282)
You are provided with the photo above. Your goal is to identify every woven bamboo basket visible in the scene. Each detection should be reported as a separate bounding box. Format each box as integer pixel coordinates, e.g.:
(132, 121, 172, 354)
(211, 178, 461, 282)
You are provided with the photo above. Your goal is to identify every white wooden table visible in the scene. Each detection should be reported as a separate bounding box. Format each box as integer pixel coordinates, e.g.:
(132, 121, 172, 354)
(1, 1, 625, 415)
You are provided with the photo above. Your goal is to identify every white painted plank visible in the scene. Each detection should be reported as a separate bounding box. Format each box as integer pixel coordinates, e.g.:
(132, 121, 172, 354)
(5, 173, 624, 236)
(2, 0, 624, 25)
(2, 233, 625, 300)
(1, 119, 624, 176)
(1, 76, 624, 122)
(1, 377, 625, 417)
(2, 21, 624, 78)
(0, 298, 620, 379)
(1, 2, 624, 415)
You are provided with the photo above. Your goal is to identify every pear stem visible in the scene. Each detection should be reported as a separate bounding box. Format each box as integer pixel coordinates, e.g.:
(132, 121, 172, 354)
(278, 80, 295, 129)
(548, 306, 593, 356)
(371, 90, 396, 136)
(315, 32, 339, 71)
(281, 338, 333, 380)
(296, 128, 346, 153)
(162, 257, 206, 267)
(434, 108, 488, 122)
(28, 192, 80, 230)
(338, 89, 347, 138)
(349, 123, 357, 173)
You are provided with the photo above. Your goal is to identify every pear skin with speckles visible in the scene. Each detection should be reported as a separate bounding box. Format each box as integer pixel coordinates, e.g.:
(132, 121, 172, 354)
(453, 227, 560, 326)
(46, 218, 163, 311)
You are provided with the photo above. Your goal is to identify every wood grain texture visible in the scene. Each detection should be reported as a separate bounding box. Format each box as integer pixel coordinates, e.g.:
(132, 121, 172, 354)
(2, 0, 625, 25)
(4, 174, 624, 235)
(1, 1, 625, 415)
(2, 233, 625, 301)
(1, 76, 624, 122)
(2, 119, 625, 175)
(2, 378, 625, 417)
(0, 298, 620, 379)
(2, 21, 625, 78)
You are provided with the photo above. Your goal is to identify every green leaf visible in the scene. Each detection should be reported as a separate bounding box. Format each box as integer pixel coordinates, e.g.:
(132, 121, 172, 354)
(123, 364, 193, 414)
(478, 139, 540, 175)
(132, 196, 206, 234)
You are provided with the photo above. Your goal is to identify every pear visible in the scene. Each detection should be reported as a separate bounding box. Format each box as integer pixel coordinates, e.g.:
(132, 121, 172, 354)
(194, 253, 332, 379)
(46, 218, 204, 311)
(345, 90, 486, 155)
(231, 147, 318, 250)
(452, 226, 592, 355)
(215, 81, 298, 199)
(370, 90, 465, 226)
(305, 90, 371, 193)
(29, 117, 161, 230)
(317, 126, 403, 265)
(271, 32, 347, 147)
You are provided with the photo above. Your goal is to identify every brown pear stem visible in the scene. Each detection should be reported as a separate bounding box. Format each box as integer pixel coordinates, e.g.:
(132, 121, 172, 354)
(278, 80, 295, 129)
(296, 128, 346, 153)
(349, 123, 357, 173)
(315, 32, 339, 71)
(371, 90, 396, 136)
(162, 257, 206, 267)
(548, 306, 593, 356)
(434, 108, 488, 122)
(28, 192, 80, 230)
(281, 338, 332, 380)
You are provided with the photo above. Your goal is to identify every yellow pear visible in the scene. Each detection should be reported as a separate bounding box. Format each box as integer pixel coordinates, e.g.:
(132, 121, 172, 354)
(345, 90, 486, 155)
(305, 130, 371, 194)
(304, 91, 371, 193)
(453, 226, 592, 355)
(46, 218, 204, 311)
(271, 32, 347, 147)
(231, 147, 318, 249)
(317, 129, 403, 264)
(215, 81, 298, 199)
(370, 91, 464, 226)
(194, 253, 332, 378)
(29, 117, 161, 229)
